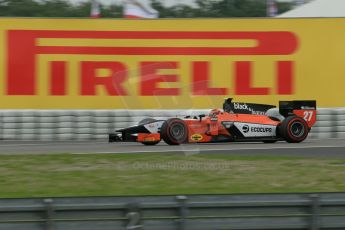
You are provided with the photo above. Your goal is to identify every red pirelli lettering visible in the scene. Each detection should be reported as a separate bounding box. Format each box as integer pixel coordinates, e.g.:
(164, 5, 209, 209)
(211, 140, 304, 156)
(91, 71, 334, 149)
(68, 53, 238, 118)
(35, 31, 297, 55)
(235, 61, 270, 95)
(192, 62, 227, 95)
(277, 61, 294, 94)
(81, 61, 127, 96)
(50, 61, 67, 96)
(6, 30, 298, 96)
(140, 62, 179, 96)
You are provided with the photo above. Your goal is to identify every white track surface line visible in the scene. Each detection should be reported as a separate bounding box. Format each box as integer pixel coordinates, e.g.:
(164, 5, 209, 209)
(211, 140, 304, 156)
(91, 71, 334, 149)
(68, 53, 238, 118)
(90, 145, 345, 154)
(0, 139, 344, 157)
(0, 142, 107, 147)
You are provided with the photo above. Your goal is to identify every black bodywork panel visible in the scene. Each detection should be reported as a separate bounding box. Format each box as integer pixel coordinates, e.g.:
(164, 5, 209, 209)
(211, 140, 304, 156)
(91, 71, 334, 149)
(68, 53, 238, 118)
(109, 124, 149, 142)
(223, 98, 276, 115)
(279, 100, 317, 117)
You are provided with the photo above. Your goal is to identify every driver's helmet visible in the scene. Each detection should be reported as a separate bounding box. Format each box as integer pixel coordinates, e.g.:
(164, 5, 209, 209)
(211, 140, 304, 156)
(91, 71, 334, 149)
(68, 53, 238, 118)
(209, 108, 221, 117)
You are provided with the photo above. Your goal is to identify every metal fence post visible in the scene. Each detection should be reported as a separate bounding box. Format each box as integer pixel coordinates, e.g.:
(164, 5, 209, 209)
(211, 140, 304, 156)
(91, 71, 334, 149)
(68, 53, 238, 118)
(125, 202, 143, 230)
(310, 194, 320, 230)
(43, 198, 54, 230)
(176, 195, 188, 230)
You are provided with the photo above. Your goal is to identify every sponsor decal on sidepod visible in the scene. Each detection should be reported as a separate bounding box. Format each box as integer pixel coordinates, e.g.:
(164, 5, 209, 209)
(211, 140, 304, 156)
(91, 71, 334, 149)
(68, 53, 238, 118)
(235, 122, 276, 137)
(191, 134, 203, 141)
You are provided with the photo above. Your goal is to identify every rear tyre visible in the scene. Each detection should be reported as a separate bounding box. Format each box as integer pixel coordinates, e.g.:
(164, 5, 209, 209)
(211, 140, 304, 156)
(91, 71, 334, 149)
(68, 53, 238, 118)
(279, 116, 309, 143)
(160, 118, 188, 145)
(138, 118, 160, 146)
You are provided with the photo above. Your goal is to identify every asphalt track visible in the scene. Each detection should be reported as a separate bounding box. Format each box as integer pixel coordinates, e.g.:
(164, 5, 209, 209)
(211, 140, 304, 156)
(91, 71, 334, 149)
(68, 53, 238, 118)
(0, 138, 344, 158)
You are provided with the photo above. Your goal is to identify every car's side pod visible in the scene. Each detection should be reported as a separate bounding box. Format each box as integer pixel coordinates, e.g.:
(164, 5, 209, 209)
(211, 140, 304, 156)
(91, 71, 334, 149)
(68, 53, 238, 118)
(279, 100, 317, 128)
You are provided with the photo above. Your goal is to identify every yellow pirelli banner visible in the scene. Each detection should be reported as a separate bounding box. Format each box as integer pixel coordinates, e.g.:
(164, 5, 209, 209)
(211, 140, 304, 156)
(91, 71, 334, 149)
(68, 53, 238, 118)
(0, 18, 344, 109)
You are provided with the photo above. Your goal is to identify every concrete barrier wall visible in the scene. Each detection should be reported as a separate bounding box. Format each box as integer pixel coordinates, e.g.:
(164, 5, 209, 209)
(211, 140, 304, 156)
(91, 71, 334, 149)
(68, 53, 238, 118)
(0, 109, 344, 141)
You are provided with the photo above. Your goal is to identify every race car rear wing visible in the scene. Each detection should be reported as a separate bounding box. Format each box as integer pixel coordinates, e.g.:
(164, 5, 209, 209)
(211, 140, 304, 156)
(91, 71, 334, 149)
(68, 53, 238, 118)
(223, 98, 275, 115)
(223, 98, 317, 127)
(279, 100, 317, 127)
(279, 100, 316, 117)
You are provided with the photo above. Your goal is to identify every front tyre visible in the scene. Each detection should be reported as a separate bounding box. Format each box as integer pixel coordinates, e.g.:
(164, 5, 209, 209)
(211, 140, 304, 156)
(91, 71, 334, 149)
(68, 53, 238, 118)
(279, 116, 309, 143)
(160, 118, 188, 145)
(142, 141, 160, 146)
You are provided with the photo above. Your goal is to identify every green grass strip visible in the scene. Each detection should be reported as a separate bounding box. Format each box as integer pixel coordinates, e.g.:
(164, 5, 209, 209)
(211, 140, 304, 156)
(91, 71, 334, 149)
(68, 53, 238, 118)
(0, 153, 344, 198)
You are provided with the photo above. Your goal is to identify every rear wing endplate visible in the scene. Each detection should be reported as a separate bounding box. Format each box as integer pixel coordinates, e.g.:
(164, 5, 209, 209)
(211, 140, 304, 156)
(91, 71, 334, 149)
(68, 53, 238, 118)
(279, 100, 317, 127)
(279, 100, 317, 117)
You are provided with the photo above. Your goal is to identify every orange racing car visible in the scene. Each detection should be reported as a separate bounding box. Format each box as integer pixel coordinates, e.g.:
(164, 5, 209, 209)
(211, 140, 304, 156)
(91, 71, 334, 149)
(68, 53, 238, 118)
(109, 98, 317, 145)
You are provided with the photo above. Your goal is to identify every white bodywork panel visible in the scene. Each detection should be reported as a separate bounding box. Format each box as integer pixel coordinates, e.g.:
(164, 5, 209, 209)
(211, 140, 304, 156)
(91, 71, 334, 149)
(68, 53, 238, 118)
(144, 121, 165, 133)
(234, 122, 277, 137)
